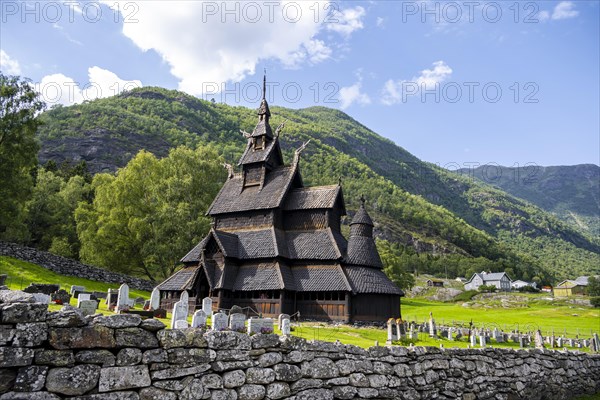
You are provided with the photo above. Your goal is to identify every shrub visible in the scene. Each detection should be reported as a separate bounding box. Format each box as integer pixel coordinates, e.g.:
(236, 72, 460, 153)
(517, 285, 540, 293)
(478, 285, 497, 293)
(590, 297, 600, 308)
(453, 290, 478, 302)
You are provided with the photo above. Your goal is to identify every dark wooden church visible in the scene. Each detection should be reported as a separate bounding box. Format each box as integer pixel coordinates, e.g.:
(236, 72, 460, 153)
(157, 77, 403, 322)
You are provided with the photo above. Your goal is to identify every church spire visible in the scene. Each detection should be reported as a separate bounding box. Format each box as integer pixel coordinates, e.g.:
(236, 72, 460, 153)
(257, 70, 271, 120)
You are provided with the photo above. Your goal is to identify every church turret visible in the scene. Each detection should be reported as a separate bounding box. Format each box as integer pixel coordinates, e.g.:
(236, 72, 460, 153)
(237, 72, 284, 188)
(346, 197, 383, 269)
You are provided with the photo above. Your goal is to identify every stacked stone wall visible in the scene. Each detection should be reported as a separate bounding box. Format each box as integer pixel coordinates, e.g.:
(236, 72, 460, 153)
(0, 241, 154, 291)
(1, 296, 599, 399)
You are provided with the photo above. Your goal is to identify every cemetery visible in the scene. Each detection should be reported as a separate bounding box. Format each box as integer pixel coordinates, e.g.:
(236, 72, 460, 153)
(1, 286, 600, 399)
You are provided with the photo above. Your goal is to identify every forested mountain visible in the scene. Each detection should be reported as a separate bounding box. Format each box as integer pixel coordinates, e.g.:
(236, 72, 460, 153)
(457, 164, 599, 235)
(35, 87, 599, 282)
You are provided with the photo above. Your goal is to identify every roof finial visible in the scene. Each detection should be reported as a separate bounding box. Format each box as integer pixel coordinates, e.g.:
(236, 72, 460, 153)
(263, 69, 267, 100)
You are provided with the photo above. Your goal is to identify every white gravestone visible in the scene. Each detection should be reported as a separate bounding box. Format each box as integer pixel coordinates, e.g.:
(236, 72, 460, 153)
(79, 300, 98, 316)
(116, 284, 129, 312)
(212, 312, 228, 331)
(180, 291, 189, 314)
(149, 288, 160, 311)
(428, 312, 436, 337)
(202, 297, 213, 317)
(278, 314, 290, 331)
(32, 293, 51, 304)
(281, 318, 291, 336)
(229, 313, 246, 332)
(447, 328, 453, 341)
(479, 335, 486, 347)
(397, 319, 407, 340)
(191, 310, 207, 328)
(171, 300, 187, 329)
(386, 318, 397, 344)
(247, 318, 274, 334)
(174, 320, 189, 329)
(77, 293, 91, 307)
(470, 332, 477, 347)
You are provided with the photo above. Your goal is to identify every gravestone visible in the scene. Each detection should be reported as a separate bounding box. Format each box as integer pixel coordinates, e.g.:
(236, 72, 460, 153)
(428, 312, 436, 337)
(143, 300, 150, 310)
(557, 337, 564, 348)
(153, 308, 167, 319)
(455, 331, 462, 340)
(410, 328, 418, 341)
(149, 288, 160, 311)
(179, 291, 190, 317)
(135, 297, 145, 305)
(230, 305, 244, 315)
(106, 289, 118, 311)
(397, 319, 407, 340)
(70, 285, 85, 295)
(479, 334, 486, 347)
(567, 338, 574, 347)
(79, 300, 98, 316)
(229, 313, 246, 332)
(116, 284, 130, 312)
(24, 283, 60, 295)
(0, 274, 6, 285)
(202, 297, 213, 317)
(591, 334, 599, 353)
(447, 328, 453, 341)
(175, 320, 189, 329)
(519, 336, 525, 348)
(278, 314, 290, 331)
(247, 317, 273, 334)
(583, 339, 590, 347)
(386, 318, 397, 344)
(470, 332, 477, 347)
(212, 312, 228, 331)
(77, 293, 91, 307)
(91, 291, 107, 299)
(171, 300, 187, 329)
(191, 310, 207, 328)
(534, 330, 545, 349)
(281, 318, 291, 336)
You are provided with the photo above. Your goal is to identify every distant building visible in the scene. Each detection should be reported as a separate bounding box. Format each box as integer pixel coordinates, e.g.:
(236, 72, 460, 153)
(464, 272, 512, 292)
(426, 279, 444, 287)
(455, 277, 467, 283)
(553, 280, 587, 297)
(541, 286, 553, 293)
(511, 280, 537, 290)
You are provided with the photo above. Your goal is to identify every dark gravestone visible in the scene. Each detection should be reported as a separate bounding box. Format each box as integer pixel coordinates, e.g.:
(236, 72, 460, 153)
(134, 297, 145, 305)
(0, 274, 7, 285)
(23, 283, 60, 295)
(230, 305, 244, 315)
(91, 291, 107, 299)
(153, 309, 167, 319)
(51, 289, 71, 305)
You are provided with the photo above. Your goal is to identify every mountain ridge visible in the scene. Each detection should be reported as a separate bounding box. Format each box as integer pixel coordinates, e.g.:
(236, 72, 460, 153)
(35, 86, 600, 281)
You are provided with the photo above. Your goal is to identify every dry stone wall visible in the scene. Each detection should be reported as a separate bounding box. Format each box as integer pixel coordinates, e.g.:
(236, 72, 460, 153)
(1, 296, 599, 400)
(0, 242, 154, 291)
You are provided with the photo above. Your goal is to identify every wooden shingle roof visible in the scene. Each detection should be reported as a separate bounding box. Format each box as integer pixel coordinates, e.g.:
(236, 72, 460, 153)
(344, 266, 403, 295)
(292, 264, 351, 291)
(238, 136, 282, 165)
(232, 263, 283, 291)
(157, 266, 200, 291)
(283, 185, 344, 212)
(207, 165, 298, 215)
(346, 235, 383, 269)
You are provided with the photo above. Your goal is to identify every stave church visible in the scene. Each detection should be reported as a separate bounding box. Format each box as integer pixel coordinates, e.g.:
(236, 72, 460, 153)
(157, 76, 403, 322)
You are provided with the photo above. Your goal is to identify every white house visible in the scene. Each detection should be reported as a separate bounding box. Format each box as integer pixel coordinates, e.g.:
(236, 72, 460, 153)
(511, 280, 537, 290)
(464, 272, 512, 292)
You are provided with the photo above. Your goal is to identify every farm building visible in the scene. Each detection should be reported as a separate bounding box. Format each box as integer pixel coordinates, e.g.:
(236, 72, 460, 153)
(426, 279, 444, 287)
(511, 280, 537, 290)
(156, 76, 403, 322)
(553, 280, 587, 297)
(464, 271, 512, 292)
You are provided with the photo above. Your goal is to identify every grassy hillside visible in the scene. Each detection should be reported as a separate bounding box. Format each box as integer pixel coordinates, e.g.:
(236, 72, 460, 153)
(0, 256, 149, 299)
(36, 87, 599, 281)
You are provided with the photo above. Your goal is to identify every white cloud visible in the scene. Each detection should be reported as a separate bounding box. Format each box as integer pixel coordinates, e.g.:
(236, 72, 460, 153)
(103, 1, 365, 94)
(381, 61, 453, 105)
(37, 67, 142, 106)
(0, 50, 21, 75)
(552, 1, 579, 20)
(325, 6, 366, 37)
(339, 81, 370, 110)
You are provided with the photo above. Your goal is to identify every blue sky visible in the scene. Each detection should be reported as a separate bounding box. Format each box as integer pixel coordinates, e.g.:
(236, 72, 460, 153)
(1, 0, 598, 167)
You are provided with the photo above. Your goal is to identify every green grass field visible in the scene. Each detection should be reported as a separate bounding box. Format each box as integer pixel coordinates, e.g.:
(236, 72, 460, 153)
(2, 255, 598, 352)
(0, 256, 150, 300)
